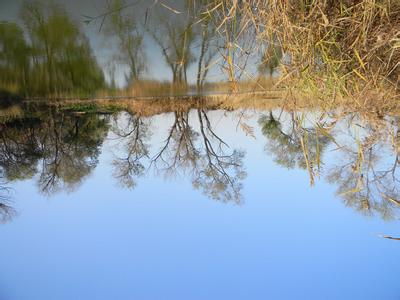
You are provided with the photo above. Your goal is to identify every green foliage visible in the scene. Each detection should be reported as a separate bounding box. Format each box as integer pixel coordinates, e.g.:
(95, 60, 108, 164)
(0, 1, 104, 98)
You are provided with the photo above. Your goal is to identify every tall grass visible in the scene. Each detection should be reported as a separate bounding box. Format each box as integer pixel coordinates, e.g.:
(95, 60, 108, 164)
(205, 0, 400, 108)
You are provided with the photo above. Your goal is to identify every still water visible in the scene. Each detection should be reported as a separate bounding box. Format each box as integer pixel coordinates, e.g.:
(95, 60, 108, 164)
(0, 103, 399, 299)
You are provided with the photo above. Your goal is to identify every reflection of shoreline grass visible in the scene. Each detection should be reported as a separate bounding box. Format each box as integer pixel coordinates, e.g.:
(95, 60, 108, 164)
(96, 77, 278, 97)
(20, 91, 283, 116)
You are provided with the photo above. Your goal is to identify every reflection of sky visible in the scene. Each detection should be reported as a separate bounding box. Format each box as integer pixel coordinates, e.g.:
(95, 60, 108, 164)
(1, 110, 400, 299)
(0, 0, 261, 87)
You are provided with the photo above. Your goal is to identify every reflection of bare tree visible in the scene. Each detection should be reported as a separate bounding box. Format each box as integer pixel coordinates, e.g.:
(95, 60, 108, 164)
(327, 149, 400, 220)
(151, 109, 246, 203)
(147, 1, 197, 85)
(151, 110, 199, 174)
(0, 178, 15, 223)
(0, 202, 15, 223)
(194, 109, 245, 203)
(327, 118, 400, 220)
(0, 119, 42, 181)
(37, 112, 108, 194)
(259, 110, 400, 219)
(111, 112, 150, 188)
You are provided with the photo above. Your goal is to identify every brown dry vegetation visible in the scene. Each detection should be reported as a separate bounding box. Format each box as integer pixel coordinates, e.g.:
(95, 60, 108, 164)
(205, 0, 400, 109)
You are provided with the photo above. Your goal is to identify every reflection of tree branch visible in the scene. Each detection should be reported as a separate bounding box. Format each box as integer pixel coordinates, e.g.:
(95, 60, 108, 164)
(151, 111, 198, 174)
(0, 202, 16, 223)
(1, 110, 108, 196)
(326, 118, 400, 220)
(195, 109, 245, 203)
(150, 108, 245, 203)
(112, 112, 150, 189)
(259, 111, 330, 174)
(0, 180, 16, 223)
